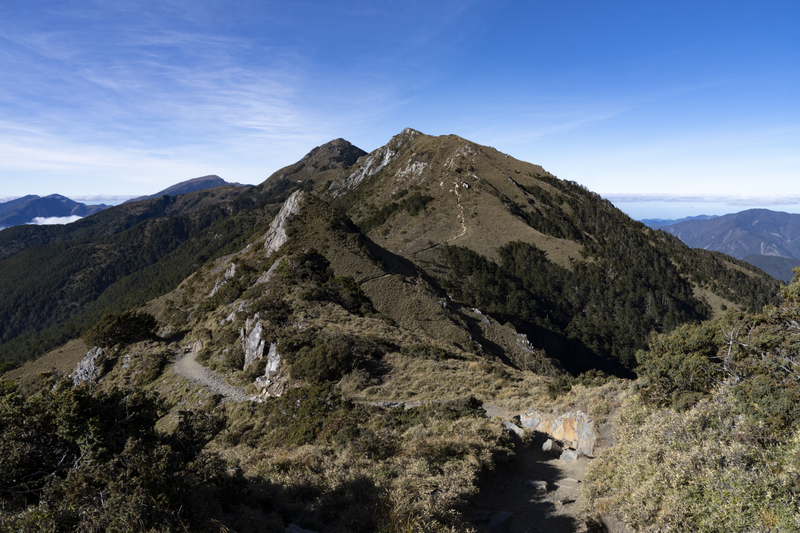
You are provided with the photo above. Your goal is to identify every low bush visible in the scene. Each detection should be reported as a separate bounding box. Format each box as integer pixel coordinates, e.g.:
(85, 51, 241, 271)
(82, 310, 157, 348)
(586, 268, 800, 530)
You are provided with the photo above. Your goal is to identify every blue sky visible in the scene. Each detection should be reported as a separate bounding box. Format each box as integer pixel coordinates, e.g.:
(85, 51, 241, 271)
(0, 1, 798, 218)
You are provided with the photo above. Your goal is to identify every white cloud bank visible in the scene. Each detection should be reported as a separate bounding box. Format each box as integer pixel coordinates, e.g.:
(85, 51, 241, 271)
(31, 216, 83, 225)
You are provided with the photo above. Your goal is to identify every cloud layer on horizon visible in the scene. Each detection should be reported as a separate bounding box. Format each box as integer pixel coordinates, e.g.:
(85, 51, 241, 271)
(605, 194, 800, 206)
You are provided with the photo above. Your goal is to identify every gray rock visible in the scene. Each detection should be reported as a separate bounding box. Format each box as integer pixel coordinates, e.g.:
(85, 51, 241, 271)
(542, 438, 562, 455)
(255, 342, 285, 397)
(259, 191, 305, 257)
(209, 263, 236, 297)
(502, 420, 524, 436)
(524, 480, 549, 492)
(487, 511, 513, 532)
(71, 347, 104, 385)
(559, 449, 580, 461)
(241, 313, 266, 368)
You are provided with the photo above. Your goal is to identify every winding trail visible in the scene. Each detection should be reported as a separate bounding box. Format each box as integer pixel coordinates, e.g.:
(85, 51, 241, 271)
(172, 341, 260, 402)
(447, 181, 468, 242)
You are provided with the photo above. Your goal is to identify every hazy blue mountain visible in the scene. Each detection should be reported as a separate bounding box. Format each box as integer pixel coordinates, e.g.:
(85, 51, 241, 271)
(0, 195, 40, 215)
(660, 209, 800, 260)
(0, 194, 108, 229)
(742, 254, 800, 283)
(640, 214, 717, 229)
(124, 175, 250, 203)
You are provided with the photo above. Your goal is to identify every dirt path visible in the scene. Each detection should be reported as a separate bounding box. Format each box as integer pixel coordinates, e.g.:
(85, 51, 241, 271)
(171, 357, 595, 531)
(470, 434, 591, 533)
(172, 341, 260, 403)
(362, 400, 592, 532)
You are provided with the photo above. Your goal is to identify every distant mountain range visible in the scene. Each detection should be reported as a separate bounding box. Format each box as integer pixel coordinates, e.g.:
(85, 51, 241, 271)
(640, 214, 717, 229)
(644, 209, 800, 282)
(0, 195, 108, 229)
(0, 176, 250, 230)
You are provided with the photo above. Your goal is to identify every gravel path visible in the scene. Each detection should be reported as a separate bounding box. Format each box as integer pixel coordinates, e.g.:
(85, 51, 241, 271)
(172, 341, 260, 402)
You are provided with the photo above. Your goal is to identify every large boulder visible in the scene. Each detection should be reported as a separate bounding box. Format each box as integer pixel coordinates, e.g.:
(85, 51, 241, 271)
(520, 410, 596, 456)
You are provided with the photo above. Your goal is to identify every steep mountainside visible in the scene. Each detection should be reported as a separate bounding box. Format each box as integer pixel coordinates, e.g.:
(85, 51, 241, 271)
(0, 131, 793, 531)
(663, 208, 800, 259)
(310, 129, 781, 373)
(0, 185, 246, 261)
(0, 194, 108, 229)
(124, 175, 250, 203)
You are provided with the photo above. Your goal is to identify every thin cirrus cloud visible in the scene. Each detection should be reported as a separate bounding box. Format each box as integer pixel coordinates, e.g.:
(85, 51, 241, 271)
(1, 0, 798, 207)
(0, 13, 349, 192)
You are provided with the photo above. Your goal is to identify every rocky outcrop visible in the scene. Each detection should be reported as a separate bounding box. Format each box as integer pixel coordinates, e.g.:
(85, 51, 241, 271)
(255, 342, 285, 397)
(240, 313, 266, 368)
(71, 347, 104, 385)
(329, 128, 420, 195)
(521, 410, 596, 456)
(257, 190, 305, 257)
(209, 263, 236, 297)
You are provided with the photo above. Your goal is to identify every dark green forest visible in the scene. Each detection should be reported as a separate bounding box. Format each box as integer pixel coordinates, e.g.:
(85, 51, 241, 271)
(440, 176, 781, 375)
(0, 184, 302, 366)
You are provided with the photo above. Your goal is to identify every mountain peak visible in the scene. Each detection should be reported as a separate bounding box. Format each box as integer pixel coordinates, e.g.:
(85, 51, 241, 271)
(126, 175, 248, 204)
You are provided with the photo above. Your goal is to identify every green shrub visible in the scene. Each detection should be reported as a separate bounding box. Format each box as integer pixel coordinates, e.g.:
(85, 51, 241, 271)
(82, 310, 157, 348)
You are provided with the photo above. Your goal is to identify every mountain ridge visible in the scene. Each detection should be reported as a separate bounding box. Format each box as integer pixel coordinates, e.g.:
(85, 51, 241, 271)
(0, 129, 782, 373)
(124, 175, 251, 203)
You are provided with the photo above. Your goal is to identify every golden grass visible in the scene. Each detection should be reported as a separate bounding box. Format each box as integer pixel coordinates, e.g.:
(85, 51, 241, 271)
(692, 284, 739, 318)
(3, 338, 88, 395)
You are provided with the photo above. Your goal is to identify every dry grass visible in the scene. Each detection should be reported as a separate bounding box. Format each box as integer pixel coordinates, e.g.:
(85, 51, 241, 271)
(584, 386, 800, 531)
(692, 285, 739, 319)
(220, 409, 511, 532)
(3, 338, 88, 395)
(341, 351, 554, 412)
